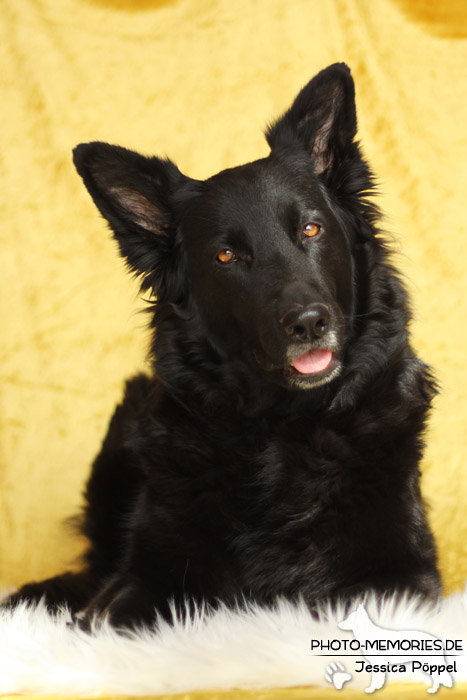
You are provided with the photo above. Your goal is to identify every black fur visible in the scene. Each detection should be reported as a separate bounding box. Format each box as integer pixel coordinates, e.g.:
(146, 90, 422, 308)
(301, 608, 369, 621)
(6, 64, 440, 629)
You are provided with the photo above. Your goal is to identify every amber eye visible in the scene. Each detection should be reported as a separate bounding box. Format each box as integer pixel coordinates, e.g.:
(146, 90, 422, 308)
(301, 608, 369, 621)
(217, 249, 235, 264)
(303, 222, 321, 238)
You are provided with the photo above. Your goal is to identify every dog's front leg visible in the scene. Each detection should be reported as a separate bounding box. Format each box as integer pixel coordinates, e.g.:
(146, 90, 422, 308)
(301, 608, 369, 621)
(365, 668, 386, 694)
(74, 573, 163, 632)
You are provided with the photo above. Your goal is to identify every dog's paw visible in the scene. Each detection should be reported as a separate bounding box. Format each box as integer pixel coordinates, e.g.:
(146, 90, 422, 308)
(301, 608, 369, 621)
(324, 661, 352, 690)
(72, 608, 100, 633)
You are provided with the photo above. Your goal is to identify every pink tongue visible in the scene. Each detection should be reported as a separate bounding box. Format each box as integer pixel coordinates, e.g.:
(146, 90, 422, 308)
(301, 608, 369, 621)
(292, 349, 333, 374)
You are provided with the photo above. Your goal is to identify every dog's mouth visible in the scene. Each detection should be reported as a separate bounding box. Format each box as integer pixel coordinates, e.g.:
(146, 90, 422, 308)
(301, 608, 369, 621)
(283, 347, 341, 388)
(290, 348, 334, 375)
(253, 341, 342, 389)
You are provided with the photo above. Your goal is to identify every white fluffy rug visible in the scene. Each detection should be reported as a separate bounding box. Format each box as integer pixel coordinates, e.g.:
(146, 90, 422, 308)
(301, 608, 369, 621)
(1, 589, 467, 695)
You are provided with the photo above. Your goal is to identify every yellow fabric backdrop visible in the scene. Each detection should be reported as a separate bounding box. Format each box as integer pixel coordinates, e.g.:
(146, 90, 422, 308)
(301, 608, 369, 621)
(1, 0, 466, 697)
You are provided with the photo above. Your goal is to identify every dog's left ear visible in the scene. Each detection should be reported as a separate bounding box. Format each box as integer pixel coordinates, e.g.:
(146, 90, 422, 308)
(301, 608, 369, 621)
(73, 142, 194, 293)
(266, 63, 357, 175)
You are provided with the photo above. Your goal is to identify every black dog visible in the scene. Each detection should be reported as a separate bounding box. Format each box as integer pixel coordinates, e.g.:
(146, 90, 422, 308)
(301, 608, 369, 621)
(7, 64, 440, 629)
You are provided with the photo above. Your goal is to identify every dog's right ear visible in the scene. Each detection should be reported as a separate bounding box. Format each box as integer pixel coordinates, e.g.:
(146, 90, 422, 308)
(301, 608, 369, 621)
(266, 63, 357, 177)
(73, 142, 191, 291)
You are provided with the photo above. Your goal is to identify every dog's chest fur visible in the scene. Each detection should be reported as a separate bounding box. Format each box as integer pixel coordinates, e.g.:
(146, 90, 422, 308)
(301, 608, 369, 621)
(116, 367, 423, 604)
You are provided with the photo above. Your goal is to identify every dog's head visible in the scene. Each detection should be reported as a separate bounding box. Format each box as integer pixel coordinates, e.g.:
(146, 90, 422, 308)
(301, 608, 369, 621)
(74, 64, 376, 392)
(338, 603, 371, 632)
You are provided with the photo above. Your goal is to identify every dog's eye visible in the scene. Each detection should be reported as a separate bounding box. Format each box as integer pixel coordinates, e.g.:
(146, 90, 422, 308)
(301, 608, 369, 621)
(217, 249, 236, 264)
(303, 222, 321, 238)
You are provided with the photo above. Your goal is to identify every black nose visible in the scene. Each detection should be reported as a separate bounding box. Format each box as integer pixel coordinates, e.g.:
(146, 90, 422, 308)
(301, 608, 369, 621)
(280, 303, 331, 341)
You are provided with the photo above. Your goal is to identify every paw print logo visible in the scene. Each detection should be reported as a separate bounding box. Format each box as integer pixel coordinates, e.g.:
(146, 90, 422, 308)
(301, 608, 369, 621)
(325, 661, 352, 690)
